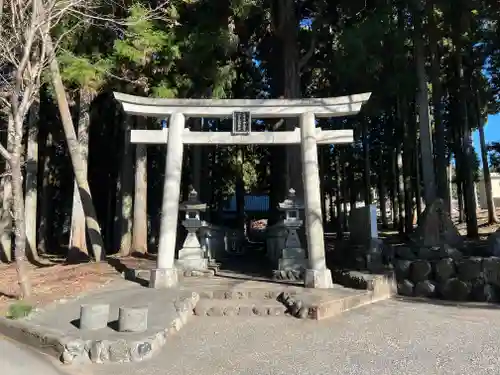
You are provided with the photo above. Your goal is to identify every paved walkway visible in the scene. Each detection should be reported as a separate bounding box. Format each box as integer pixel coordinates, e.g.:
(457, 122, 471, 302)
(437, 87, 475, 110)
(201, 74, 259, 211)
(80, 299, 500, 375)
(0, 335, 69, 375)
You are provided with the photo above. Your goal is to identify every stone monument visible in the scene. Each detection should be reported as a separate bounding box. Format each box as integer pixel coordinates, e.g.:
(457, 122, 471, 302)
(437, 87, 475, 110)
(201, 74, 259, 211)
(177, 188, 208, 270)
(273, 188, 307, 279)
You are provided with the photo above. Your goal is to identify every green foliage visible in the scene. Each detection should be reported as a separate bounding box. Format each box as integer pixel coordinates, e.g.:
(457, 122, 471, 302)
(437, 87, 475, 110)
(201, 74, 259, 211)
(6, 302, 33, 320)
(113, 4, 179, 66)
(151, 81, 178, 98)
(58, 51, 112, 91)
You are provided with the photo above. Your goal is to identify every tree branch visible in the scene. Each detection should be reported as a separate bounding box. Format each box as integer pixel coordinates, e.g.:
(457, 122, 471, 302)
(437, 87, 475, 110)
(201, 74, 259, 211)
(0, 143, 11, 161)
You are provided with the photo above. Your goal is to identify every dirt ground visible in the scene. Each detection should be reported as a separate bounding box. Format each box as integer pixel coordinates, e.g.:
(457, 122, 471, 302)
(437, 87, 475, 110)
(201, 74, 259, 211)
(0, 261, 119, 315)
(455, 209, 500, 238)
(0, 254, 165, 315)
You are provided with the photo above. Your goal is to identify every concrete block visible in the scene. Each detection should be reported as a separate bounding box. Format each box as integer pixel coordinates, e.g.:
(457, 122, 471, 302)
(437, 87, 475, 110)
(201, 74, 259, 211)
(304, 268, 334, 289)
(118, 307, 148, 333)
(149, 268, 178, 289)
(79, 304, 109, 330)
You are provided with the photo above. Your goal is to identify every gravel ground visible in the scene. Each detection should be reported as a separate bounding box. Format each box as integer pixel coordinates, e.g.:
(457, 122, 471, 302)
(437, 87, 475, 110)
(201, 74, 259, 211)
(82, 299, 500, 375)
(0, 335, 68, 375)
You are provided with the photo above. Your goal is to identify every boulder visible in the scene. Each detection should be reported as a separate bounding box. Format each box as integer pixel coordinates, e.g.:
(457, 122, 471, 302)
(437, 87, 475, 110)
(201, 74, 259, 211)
(414, 280, 436, 298)
(395, 246, 416, 260)
(434, 258, 455, 283)
(486, 232, 500, 257)
(471, 279, 498, 302)
(438, 244, 463, 260)
(483, 257, 500, 286)
(411, 199, 463, 249)
(457, 257, 483, 282)
(414, 247, 435, 260)
(395, 260, 412, 281)
(441, 278, 471, 301)
(410, 260, 432, 283)
(397, 279, 414, 297)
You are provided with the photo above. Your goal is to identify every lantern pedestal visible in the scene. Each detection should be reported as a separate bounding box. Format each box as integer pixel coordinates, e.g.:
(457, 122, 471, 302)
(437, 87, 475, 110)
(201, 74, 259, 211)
(177, 229, 208, 270)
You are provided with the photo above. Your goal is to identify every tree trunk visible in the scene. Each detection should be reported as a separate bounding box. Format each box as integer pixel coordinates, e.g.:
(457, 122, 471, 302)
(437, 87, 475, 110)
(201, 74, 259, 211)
(378, 147, 388, 228)
(362, 118, 372, 206)
(413, 0, 437, 205)
(402, 100, 414, 234)
(11, 113, 31, 298)
(329, 190, 334, 228)
(341, 152, 349, 231)
(118, 116, 134, 256)
(334, 148, 343, 238)
(68, 89, 93, 261)
(390, 146, 400, 229)
(477, 102, 497, 223)
(450, 3, 478, 237)
(395, 102, 405, 233)
(38, 128, 52, 255)
(46, 38, 105, 261)
(0, 115, 13, 262)
(428, 1, 449, 206)
(24, 103, 39, 262)
(132, 117, 148, 254)
(457, 180, 464, 223)
(320, 147, 328, 228)
(273, 0, 302, 200)
(415, 148, 423, 217)
(236, 148, 245, 231)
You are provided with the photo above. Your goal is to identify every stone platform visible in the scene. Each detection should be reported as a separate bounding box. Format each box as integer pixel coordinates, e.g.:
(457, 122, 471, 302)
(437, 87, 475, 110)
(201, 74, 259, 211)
(0, 281, 199, 365)
(0, 271, 395, 366)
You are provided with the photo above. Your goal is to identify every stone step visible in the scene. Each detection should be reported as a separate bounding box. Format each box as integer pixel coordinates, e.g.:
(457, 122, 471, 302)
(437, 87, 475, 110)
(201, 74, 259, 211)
(197, 288, 298, 301)
(194, 298, 288, 317)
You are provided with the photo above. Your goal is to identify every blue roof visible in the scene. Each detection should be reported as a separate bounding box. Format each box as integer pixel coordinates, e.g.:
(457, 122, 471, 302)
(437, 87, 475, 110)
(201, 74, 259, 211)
(222, 195, 269, 212)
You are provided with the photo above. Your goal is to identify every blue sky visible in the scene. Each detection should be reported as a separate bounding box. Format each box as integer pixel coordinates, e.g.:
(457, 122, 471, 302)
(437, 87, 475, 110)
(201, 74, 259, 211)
(472, 113, 500, 163)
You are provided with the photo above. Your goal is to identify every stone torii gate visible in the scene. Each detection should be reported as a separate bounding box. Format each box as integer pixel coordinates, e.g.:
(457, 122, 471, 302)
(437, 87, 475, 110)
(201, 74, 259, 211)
(114, 92, 371, 289)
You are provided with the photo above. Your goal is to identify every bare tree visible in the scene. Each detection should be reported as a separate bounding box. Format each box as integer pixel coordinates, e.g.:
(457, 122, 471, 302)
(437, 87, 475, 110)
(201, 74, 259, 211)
(0, 0, 51, 298)
(0, 0, 169, 297)
(0, 0, 104, 296)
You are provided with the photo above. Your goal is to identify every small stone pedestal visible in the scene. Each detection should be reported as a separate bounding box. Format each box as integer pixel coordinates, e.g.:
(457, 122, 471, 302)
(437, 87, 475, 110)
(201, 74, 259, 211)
(176, 189, 208, 270)
(149, 268, 178, 289)
(118, 307, 148, 333)
(304, 269, 334, 289)
(79, 304, 110, 330)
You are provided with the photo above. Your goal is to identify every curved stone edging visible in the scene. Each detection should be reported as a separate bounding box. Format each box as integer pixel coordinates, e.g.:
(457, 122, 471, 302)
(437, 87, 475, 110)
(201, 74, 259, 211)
(61, 292, 199, 364)
(0, 292, 200, 365)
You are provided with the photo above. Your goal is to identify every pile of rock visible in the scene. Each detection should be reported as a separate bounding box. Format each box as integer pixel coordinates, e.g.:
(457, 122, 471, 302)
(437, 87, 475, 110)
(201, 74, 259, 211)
(395, 247, 500, 301)
(394, 199, 500, 302)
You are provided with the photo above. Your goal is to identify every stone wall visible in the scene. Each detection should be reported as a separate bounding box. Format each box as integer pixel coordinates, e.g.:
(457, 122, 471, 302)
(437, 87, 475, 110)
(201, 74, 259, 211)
(395, 246, 500, 302)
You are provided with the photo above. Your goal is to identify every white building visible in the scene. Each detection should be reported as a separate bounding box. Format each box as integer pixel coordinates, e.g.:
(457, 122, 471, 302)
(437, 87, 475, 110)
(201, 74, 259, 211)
(477, 172, 500, 209)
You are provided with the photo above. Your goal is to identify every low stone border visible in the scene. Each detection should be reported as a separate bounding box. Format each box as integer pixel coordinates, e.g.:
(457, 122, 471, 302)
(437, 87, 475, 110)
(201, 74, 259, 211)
(330, 268, 396, 293)
(194, 300, 287, 317)
(0, 292, 199, 365)
(272, 269, 304, 281)
(395, 253, 500, 302)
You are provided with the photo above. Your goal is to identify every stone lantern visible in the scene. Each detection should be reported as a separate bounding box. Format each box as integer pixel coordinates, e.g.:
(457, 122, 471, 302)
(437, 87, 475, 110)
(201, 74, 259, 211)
(275, 188, 307, 276)
(176, 188, 208, 270)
